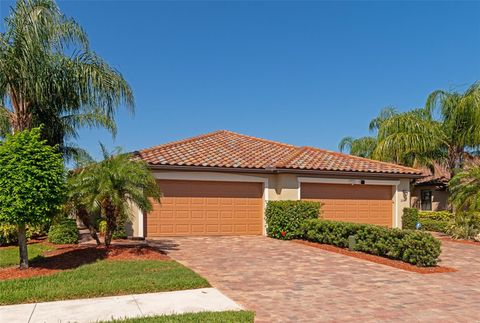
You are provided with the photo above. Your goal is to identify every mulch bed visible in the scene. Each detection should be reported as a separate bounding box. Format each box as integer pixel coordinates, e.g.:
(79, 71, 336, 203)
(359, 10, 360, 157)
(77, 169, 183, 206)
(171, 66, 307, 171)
(0, 244, 169, 281)
(294, 240, 457, 274)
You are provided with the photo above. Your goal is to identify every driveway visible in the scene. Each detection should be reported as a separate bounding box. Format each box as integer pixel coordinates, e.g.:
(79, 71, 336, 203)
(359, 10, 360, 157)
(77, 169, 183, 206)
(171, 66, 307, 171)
(150, 236, 480, 322)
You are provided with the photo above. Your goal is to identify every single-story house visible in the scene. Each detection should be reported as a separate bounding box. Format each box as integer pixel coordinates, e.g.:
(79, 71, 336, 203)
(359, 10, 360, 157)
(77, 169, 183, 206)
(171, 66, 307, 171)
(128, 130, 422, 238)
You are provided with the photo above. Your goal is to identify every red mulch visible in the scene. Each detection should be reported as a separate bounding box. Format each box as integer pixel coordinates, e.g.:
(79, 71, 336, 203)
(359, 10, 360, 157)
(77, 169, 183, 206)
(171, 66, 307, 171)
(0, 244, 169, 281)
(294, 240, 457, 274)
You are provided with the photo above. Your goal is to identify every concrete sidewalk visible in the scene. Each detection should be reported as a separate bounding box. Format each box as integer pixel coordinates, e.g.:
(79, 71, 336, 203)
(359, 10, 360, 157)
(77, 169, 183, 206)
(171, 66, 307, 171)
(0, 288, 243, 323)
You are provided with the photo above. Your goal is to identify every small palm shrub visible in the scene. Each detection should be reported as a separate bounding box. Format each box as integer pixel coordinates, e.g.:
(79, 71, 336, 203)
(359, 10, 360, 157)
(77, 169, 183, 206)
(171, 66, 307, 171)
(446, 213, 480, 240)
(265, 201, 321, 239)
(97, 219, 107, 235)
(48, 219, 79, 244)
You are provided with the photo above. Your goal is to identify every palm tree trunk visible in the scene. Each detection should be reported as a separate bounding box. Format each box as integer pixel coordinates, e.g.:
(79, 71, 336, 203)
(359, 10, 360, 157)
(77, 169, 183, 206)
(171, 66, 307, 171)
(103, 199, 116, 247)
(77, 208, 101, 245)
(17, 223, 29, 269)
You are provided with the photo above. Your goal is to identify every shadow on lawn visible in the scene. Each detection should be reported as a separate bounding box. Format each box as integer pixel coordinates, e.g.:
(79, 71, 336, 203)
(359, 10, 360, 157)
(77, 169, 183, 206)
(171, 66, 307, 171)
(29, 246, 109, 270)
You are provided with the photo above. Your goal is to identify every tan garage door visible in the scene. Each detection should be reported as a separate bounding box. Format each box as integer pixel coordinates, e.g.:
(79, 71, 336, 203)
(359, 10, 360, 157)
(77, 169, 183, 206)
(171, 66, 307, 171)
(301, 183, 394, 227)
(146, 180, 263, 236)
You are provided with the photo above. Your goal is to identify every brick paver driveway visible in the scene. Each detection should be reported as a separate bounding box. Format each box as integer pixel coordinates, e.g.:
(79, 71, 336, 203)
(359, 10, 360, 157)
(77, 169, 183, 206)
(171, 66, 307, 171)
(149, 237, 480, 322)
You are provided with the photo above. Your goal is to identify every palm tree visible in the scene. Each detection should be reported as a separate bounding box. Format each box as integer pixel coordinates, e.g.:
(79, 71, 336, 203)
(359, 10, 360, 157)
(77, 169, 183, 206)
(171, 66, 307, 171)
(338, 107, 397, 158)
(449, 166, 480, 211)
(0, 0, 133, 158)
(374, 83, 480, 175)
(74, 145, 161, 246)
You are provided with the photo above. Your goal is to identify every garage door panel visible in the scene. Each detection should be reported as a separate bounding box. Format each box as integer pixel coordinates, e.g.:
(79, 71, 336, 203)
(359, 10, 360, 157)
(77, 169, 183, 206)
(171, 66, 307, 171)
(301, 183, 393, 227)
(147, 180, 263, 236)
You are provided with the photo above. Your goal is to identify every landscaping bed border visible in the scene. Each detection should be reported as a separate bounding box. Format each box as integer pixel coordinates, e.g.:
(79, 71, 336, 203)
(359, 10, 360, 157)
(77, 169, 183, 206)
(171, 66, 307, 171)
(294, 240, 457, 274)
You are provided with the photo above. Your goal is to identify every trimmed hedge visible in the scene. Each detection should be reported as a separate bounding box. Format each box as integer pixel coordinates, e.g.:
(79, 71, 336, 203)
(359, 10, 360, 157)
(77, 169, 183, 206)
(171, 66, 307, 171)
(419, 211, 453, 221)
(420, 218, 449, 233)
(299, 219, 441, 267)
(402, 208, 419, 230)
(48, 218, 79, 244)
(265, 200, 320, 240)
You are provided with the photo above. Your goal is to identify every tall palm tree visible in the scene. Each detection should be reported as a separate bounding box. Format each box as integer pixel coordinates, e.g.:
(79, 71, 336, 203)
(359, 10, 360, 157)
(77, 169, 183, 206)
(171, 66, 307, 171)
(74, 145, 161, 246)
(374, 83, 480, 175)
(338, 107, 397, 158)
(0, 0, 133, 158)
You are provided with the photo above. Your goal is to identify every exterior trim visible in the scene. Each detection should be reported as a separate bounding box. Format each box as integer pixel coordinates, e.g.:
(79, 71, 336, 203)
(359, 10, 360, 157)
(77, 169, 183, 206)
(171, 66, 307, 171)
(148, 164, 423, 178)
(297, 177, 400, 186)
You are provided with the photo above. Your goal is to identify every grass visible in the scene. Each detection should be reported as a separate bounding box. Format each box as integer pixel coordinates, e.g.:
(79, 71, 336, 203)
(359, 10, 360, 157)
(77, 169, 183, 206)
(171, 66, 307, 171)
(103, 311, 255, 323)
(0, 243, 52, 268)
(0, 260, 210, 305)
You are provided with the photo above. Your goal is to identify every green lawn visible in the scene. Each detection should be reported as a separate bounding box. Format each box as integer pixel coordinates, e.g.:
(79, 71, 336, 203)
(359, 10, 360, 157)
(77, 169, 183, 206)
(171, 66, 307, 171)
(0, 243, 52, 268)
(0, 260, 210, 305)
(103, 311, 255, 323)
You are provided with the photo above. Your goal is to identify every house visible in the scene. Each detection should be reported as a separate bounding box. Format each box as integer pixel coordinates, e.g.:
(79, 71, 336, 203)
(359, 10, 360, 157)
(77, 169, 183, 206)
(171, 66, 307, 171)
(411, 164, 449, 211)
(128, 130, 422, 238)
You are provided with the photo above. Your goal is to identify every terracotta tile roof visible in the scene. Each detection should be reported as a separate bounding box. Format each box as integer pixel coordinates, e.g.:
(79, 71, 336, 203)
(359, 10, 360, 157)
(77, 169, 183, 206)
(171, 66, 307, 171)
(136, 130, 422, 176)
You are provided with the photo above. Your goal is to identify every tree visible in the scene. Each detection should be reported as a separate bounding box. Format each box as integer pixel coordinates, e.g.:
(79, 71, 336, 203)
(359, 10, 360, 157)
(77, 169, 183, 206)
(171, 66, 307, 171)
(0, 127, 65, 268)
(0, 0, 133, 159)
(374, 83, 480, 174)
(74, 145, 161, 246)
(449, 166, 480, 211)
(338, 107, 397, 158)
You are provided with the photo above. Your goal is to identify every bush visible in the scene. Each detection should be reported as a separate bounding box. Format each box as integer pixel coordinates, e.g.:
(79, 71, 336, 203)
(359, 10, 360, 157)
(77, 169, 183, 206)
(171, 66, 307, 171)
(48, 218, 79, 244)
(446, 213, 480, 240)
(402, 208, 419, 230)
(420, 218, 449, 233)
(299, 219, 441, 267)
(97, 219, 107, 235)
(265, 200, 321, 239)
(0, 224, 18, 246)
(419, 211, 453, 221)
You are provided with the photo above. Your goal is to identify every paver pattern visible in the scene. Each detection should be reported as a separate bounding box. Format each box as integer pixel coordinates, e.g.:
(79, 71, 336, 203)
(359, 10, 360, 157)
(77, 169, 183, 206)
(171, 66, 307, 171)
(150, 236, 480, 322)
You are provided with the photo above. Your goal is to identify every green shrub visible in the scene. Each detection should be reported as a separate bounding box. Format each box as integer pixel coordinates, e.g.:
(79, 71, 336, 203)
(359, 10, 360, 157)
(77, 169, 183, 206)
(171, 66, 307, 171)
(446, 213, 480, 240)
(299, 219, 441, 267)
(420, 218, 449, 233)
(402, 208, 419, 230)
(265, 200, 320, 240)
(0, 224, 18, 246)
(48, 218, 79, 244)
(419, 211, 453, 221)
(97, 219, 107, 235)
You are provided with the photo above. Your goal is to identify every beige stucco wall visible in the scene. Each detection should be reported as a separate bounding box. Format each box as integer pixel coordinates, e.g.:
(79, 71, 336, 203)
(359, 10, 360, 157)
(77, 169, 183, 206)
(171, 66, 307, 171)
(128, 170, 414, 237)
(411, 185, 448, 211)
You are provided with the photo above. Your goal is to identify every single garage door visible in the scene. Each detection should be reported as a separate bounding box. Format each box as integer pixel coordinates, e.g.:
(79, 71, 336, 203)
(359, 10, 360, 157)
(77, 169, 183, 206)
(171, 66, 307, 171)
(301, 183, 394, 227)
(146, 180, 264, 237)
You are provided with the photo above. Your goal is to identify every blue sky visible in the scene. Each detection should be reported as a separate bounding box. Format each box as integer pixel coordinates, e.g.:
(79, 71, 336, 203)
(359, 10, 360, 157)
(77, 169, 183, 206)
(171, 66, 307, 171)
(1, 1, 479, 158)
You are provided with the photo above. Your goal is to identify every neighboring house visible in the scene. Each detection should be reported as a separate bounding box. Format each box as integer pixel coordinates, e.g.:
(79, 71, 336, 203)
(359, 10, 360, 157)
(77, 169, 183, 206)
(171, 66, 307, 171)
(411, 164, 450, 211)
(128, 130, 422, 238)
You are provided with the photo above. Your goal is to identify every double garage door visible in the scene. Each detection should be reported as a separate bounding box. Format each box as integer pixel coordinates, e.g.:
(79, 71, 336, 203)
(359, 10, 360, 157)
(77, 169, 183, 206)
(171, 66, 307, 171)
(146, 180, 394, 237)
(146, 180, 264, 237)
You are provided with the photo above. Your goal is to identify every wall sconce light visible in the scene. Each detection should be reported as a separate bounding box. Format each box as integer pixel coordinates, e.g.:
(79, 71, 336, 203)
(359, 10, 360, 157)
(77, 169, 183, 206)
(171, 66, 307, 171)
(402, 190, 409, 202)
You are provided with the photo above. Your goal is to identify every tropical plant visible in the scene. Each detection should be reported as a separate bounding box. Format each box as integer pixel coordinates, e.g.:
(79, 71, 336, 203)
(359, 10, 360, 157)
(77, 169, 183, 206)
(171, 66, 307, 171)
(445, 212, 480, 240)
(0, 0, 133, 159)
(374, 83, 480, 173)
(0, 127, 65, 268)
(339, 107, 397, 158)
(73, 145, 161, 246)
(449, 166, 480, 211)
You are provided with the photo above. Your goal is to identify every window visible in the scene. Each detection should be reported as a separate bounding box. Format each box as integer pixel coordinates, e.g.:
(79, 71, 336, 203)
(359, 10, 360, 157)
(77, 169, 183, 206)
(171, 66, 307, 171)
(421, 190, 432, 211)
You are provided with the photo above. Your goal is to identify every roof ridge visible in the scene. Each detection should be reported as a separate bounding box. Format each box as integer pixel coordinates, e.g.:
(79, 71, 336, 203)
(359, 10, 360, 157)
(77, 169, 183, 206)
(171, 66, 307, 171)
(297, 145, 420, 173)
(220, 130, 299, 149)
(139, 130, 227, 153)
